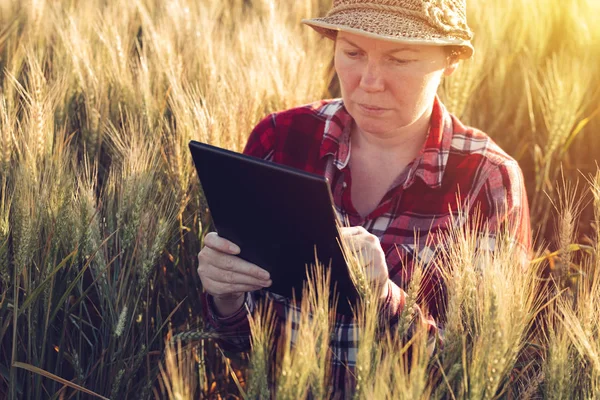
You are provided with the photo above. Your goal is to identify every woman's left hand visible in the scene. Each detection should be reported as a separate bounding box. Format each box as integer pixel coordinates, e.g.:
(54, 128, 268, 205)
(339, 226, 390, 300)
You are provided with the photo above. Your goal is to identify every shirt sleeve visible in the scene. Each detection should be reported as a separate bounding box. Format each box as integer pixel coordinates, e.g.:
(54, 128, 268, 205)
(472, 159, 532, 263)
(200, 113, 278, 352)
(378, 272, 440, 354)
(201, 292, 255, 352)
(242, 112, 278, 160)
(376, 159, 531, 351)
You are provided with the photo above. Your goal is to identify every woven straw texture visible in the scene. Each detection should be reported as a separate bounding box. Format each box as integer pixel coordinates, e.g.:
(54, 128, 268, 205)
(303, 0, 474, 59)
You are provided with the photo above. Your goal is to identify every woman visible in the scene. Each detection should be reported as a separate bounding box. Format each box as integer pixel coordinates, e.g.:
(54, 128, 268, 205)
(197, 0, 531, 395)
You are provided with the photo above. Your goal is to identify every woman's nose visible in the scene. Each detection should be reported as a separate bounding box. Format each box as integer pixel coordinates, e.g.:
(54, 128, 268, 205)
(359, 61, 385, 93)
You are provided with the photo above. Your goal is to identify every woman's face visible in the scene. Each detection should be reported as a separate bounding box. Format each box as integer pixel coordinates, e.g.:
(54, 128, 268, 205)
(334, 31, 457, 137)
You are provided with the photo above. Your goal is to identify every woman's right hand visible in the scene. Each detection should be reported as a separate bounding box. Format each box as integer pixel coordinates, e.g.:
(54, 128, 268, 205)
(197, 232, 272, 316)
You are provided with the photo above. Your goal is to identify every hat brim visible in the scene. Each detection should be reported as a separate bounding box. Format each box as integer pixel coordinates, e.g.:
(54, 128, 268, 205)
(302, 9, 474, 59)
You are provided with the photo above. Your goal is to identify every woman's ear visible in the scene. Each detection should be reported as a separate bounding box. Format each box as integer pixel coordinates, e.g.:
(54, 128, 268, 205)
(443, 60, 460, 76)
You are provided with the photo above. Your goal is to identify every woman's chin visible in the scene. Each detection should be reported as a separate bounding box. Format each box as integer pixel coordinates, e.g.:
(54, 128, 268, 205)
(352, 118, 395, 137)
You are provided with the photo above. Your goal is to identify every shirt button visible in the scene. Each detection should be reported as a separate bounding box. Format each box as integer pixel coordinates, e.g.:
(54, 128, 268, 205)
(342, 181, 348, 189)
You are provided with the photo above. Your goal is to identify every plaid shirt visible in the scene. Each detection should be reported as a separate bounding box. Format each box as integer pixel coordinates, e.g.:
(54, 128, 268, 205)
(201, 97, 531, 397)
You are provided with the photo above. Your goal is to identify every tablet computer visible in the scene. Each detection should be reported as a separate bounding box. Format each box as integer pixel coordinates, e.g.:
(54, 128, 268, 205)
(189, 140, 359, 315)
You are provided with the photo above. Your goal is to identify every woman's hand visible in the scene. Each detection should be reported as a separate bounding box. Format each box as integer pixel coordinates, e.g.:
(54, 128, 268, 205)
(197, 232, 272, 316)
(340, 226, 390, 300)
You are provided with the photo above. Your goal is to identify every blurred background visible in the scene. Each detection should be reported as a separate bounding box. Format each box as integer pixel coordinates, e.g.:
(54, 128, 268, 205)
(0, 0, 599, 398)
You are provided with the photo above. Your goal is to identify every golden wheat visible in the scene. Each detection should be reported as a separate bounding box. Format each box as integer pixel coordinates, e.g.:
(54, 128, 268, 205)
(1, 0, 599, 398)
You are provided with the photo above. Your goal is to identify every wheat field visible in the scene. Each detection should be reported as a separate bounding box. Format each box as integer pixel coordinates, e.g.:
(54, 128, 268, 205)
(0, 0, 599, 398)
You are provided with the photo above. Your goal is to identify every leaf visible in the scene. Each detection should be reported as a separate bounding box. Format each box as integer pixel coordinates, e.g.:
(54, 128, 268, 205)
(562, 104, 600, 154)
(12, 362, 110, 400)
(218, 347, 247, 399)
(18, 249, 78, 316)
(530, 244, 593, 265)
(50, 230, 118, 322)
(149, 298, 187, 348)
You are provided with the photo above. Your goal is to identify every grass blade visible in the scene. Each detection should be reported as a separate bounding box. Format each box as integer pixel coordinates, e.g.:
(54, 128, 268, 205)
(12, 361, 110, 400)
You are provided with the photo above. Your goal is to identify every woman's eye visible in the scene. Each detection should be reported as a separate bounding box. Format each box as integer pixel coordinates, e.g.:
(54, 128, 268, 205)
(345, 51, 360, 58)
(391, 58, 410, 64)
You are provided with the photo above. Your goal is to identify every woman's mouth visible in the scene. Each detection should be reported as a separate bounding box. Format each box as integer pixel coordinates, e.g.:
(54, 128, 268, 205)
(358, 103, 389, 114)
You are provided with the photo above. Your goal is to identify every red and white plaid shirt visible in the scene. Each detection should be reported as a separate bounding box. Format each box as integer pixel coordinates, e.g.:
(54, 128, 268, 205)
(201, 97, 531, 396)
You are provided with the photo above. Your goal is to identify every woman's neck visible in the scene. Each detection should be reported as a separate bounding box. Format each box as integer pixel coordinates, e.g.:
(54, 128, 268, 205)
(350, 106, 432, 159)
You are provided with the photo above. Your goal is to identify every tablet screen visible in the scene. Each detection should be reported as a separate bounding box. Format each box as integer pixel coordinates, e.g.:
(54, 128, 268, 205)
(189, 140, 359, 314)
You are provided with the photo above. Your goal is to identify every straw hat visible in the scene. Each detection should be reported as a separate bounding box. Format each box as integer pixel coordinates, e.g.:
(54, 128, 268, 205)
(302, 0, 474, 59)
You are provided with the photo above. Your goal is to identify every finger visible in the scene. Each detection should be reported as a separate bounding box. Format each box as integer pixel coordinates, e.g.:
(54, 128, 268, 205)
(346, 231, 381, 247)
(364, 262, 384, 281)
(368, 272, 389, 293)
(351, 246, 377, 264)
(339, 226, 366, 236)
(206, 266, 272, 288)
(203, 232, 241, 255)
(341, 233, 370, 252)
(342, 237, 363, 254)
(198, 248, 270, 284)
(206, 281, 268, 296)
(211, 251, 271, 281)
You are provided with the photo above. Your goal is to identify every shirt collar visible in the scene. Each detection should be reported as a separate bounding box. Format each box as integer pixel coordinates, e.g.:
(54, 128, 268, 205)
(319, 96, 453, 189)
(318, 99, 353, 169)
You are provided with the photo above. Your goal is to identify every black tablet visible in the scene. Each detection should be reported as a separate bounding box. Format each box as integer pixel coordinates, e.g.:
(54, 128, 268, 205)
(189, 140, 359, 315)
